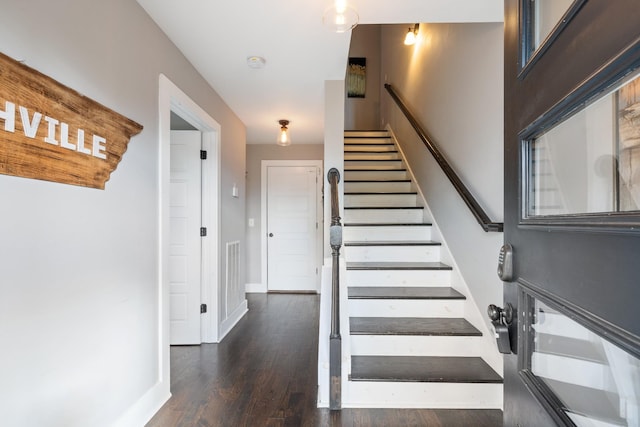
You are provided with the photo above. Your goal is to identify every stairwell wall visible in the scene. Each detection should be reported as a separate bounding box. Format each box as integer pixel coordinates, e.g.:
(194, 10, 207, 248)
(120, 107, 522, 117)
(380, 23, 504, 334)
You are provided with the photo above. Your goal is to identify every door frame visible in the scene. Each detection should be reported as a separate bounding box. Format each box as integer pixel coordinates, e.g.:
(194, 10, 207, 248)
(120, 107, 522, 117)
(260, 160, 323, 293)
(158, 74, 221, 385)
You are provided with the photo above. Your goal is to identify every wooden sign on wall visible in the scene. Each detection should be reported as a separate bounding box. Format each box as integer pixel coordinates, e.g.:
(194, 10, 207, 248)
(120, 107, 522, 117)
(0, 52, 143, 189)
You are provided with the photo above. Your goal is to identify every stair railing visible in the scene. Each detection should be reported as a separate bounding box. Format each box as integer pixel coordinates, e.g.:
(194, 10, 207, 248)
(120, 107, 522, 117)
(327, 167, 342, 410)
(384, 83, 503, 232)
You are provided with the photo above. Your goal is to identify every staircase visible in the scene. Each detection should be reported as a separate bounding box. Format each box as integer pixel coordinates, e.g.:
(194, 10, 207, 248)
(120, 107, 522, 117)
(341, 130, 503, 408)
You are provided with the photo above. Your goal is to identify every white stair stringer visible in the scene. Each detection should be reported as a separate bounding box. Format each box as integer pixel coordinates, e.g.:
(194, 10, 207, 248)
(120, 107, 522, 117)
(340, 130, 503, 409)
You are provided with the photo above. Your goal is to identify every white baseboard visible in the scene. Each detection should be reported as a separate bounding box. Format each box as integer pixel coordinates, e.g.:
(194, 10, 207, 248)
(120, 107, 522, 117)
(219, 299, 248, 341)
(245, 282, 266, 293)
(111, 380, 170, 427)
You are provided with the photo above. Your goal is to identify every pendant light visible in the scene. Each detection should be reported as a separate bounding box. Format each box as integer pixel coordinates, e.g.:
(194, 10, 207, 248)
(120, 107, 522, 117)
(277, 120, 291, 146)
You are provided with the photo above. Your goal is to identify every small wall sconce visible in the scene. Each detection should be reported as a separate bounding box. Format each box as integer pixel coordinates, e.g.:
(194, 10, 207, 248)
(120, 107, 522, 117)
(277, 119, 291, 146)
(404, 24, 420, 46)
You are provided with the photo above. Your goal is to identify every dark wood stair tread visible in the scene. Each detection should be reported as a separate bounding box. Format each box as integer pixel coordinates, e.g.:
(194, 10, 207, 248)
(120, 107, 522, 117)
(350, 317, 481, 336)
(344, 223, 432, 227)
(345, 179, 411, 182)
(347, 262, 452, 271)
(345, 206, 423, 210)
(345, 240, 440, 247)
(350, 356, 502, 383)
(345, 192, 417, 195)
(348, 286, 462, 299)
(344, 169, 407, 172)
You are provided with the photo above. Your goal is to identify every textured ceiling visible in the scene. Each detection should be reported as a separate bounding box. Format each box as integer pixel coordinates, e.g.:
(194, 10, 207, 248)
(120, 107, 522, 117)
(136, 0, 503, 144)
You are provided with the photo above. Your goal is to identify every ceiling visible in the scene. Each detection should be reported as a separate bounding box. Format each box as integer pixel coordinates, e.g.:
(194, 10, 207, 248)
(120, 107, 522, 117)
(136, 0, 502, 144)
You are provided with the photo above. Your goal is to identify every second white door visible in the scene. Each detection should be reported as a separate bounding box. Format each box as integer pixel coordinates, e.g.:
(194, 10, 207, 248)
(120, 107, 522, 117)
(169, 130, 202, 344)
(267, 165, 319, 292)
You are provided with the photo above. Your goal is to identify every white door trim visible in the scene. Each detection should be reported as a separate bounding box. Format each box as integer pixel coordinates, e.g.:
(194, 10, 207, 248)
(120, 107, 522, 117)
(158, 74, 221, 391)
(261, 160, 323, 293)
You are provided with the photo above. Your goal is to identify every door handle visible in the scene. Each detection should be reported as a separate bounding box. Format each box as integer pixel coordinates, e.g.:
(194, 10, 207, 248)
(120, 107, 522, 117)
(268, 233, 274, 237)
(488, 303, 514, 354)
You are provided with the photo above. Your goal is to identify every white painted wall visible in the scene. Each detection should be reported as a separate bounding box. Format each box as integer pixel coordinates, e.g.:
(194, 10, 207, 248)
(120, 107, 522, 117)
(0, 0, 245, 426)
(380, 23, 504, 333)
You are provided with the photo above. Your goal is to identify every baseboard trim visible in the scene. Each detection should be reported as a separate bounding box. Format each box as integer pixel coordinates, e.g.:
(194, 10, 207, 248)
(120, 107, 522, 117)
(245, 282, 266, 293)
(219, 299, 248, 341)
(111, 380, 170, 427)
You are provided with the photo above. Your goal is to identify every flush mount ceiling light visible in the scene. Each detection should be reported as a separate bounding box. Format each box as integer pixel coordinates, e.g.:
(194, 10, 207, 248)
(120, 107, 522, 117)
(322, 0, 358, 33)
(404, 24, 420, 46)
(247, 56, 266, 69)
(277, 119, 291, 146)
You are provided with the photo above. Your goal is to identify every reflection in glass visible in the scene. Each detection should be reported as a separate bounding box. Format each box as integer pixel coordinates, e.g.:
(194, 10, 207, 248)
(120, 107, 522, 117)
(533, 0, 574, 50)
(531, 300, 640, 426)
(526, 72, 640, 217)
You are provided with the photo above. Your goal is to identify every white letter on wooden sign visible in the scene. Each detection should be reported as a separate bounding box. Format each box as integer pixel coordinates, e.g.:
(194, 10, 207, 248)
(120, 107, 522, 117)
(92, 135, 107, 160)
(0, 101, 15, 132)
(19, 106, 42, 139)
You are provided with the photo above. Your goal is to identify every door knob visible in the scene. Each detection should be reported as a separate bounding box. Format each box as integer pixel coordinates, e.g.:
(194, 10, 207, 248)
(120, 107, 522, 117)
(488, 303, 514, 354)
(268, 233, 274, 237)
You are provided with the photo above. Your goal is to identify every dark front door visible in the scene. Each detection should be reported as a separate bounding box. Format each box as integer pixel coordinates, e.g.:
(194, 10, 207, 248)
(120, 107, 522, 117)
(504, 1, 640, 426)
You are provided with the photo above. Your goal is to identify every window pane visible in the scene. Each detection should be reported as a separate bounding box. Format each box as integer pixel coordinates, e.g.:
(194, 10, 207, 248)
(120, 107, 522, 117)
(533, 0, 574, 50)
(531, 300, 640, 426)
(526, 72, 640, 217)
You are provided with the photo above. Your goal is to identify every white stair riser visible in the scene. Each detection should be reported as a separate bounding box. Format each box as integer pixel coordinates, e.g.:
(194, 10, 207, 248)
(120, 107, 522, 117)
(344, 209, 423, 224)
(344, 382, 503, 409)
(532, 353, 613, 391)
(345, 194, 417, 207)
(344, 160, 404, 170)
(345, 181, 412, 192)
(344, 170, 407, 180)
(345, 245, 441, 262)
(344, 226, 431, 241)
(345, 152, 400, 160)
(345, 144, 396, 152)
(347, 269, 452, 286)
(348, 299, 464, 317)
(350, 335, 485, 357)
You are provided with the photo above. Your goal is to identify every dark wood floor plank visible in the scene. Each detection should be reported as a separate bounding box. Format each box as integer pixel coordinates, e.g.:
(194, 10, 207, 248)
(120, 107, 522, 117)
(146, 294, 502, 427)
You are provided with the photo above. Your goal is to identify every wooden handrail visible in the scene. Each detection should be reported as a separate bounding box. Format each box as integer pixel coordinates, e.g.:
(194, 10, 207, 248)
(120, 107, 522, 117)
(327, 167, 342, 410)
(384, 84, 503, 232)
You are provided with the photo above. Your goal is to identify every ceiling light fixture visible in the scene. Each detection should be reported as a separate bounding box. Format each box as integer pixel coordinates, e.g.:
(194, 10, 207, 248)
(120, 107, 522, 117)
(277, 120, 291, 146)
(322, 0, 358, 33)
(404, 24, 420, 46)
(247, 56, 266, 69)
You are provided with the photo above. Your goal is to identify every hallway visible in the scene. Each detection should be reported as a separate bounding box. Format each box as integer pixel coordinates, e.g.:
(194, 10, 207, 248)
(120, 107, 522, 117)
(146, 294, 502, 426)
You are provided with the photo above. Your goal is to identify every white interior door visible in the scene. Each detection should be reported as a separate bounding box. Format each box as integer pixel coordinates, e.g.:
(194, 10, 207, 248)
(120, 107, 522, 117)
(169, 130, 202, 344)
(267, 166, 319, 292)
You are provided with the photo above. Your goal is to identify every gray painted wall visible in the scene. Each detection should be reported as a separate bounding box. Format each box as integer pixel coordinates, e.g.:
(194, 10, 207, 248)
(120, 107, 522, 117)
(0, 0, 245, 425)
(381, 23, 504, 333)
(345, 25, 382, 130)
(245, 144, 324, 287)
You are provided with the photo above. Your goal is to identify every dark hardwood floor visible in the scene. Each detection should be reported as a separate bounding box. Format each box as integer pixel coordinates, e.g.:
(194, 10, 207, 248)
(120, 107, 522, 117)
(146, 293, 503, 427)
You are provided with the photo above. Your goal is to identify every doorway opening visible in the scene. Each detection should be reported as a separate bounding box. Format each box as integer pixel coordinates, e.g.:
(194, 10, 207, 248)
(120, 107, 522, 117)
(159, 75, 221, 394)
